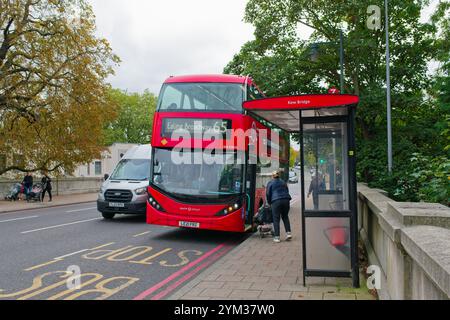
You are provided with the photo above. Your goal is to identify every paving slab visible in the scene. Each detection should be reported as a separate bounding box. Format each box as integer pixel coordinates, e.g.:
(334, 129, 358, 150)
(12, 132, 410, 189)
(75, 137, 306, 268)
(169, 198, 376, 301)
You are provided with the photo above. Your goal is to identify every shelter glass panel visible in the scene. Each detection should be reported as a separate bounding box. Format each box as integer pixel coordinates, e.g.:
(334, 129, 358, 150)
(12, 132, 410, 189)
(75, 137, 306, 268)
(302, 122, 349, 212)
(305, 217, 351, 271)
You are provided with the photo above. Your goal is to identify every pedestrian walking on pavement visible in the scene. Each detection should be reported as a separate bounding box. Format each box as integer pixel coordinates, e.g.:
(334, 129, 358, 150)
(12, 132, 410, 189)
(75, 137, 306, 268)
(266, 170, 292, 243)
(22, 172, 33, 201)
(308, 173, 323, 210)
(41, 171, 53, 202)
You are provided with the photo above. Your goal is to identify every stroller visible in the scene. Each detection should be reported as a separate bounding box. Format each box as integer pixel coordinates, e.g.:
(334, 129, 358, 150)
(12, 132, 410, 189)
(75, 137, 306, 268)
(28, 183, 44, 202)
(254, 204, 274, 238)
(5, 183, 23, 201)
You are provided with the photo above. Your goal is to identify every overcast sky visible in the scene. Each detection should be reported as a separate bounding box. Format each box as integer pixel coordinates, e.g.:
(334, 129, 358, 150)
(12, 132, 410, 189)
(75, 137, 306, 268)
(89, 0, 439, 96)
(89, 0, 258, 95)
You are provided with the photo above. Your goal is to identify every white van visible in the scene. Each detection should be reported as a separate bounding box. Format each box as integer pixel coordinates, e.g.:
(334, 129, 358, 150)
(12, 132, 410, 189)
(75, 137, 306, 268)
(97, 144, 151, 219)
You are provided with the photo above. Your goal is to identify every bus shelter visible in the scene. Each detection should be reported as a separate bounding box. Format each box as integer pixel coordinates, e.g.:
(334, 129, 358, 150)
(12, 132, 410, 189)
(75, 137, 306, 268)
(243, 94, 360, 288)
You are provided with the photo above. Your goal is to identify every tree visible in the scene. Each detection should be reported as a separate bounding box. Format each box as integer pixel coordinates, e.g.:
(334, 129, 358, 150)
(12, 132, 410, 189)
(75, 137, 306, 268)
(103, 89, 158, 145)
(225, 0, 450, 204)
(431, 1, 450, 152)
(0, 0, 120, 175)
(289, 146, 299, 167)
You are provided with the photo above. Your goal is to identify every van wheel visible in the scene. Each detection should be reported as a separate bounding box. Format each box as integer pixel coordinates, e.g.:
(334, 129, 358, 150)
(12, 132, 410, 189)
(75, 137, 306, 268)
(102, 212, 115, 220)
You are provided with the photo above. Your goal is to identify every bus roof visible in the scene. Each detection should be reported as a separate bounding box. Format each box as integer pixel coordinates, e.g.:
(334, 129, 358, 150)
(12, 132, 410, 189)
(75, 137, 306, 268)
(164, 74, 250, 85)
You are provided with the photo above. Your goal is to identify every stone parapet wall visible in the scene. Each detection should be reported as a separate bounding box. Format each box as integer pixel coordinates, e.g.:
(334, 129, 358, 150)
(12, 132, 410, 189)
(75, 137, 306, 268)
(358, 183, 450, 300)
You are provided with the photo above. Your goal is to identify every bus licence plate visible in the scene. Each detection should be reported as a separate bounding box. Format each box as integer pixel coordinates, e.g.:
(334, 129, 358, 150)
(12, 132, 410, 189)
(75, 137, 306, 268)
(109, 202, 125, 208)
(179, 221, 200, 228)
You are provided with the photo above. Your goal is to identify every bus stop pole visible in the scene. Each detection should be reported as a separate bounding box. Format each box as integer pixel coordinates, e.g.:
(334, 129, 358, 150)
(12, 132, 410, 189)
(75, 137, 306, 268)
(349, 106, 360, 288)
(385, 0, 393, 173)
(299, 111, 307, 287)
(339, 30, 345, 94)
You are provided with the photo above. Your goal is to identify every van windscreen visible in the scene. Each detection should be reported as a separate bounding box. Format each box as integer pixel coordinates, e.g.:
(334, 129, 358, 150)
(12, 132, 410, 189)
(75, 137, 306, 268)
(110, 159, 150, 181)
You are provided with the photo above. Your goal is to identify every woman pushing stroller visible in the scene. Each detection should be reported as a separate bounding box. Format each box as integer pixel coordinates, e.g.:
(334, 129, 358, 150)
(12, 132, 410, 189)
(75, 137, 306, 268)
(266, 170, 292, 243)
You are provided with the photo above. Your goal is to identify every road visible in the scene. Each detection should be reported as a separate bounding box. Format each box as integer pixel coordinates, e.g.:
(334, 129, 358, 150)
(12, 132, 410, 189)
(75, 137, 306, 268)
(0, 203, 250, 300)
(0, 179, 302, 301)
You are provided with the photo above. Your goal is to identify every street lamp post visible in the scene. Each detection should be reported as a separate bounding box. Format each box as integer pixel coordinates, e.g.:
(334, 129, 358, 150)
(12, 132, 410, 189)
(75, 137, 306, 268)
(310, 30, 345, 94)
(385, 0, 393, 173)
(339, 30, 345, 94)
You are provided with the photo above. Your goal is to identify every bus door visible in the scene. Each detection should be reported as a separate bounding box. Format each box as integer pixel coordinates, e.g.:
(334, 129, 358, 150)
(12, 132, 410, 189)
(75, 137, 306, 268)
(245, 155, 257, 227)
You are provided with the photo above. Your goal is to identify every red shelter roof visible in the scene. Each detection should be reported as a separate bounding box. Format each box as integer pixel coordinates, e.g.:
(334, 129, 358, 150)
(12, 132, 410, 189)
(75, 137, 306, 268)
(243, 94, 359, 132)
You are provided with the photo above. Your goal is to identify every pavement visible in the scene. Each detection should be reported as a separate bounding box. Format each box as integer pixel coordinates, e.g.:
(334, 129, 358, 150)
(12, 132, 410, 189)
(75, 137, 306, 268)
(0, 193, 98, 214)
(169, 197, 377, 301)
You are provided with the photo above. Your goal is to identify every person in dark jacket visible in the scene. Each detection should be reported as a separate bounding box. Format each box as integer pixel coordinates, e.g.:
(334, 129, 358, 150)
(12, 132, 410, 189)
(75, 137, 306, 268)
(266, 170, 292, 243)
(41, 171, 52, 202)
(308, 173, 321, 210)
(22, 172, 33, 201)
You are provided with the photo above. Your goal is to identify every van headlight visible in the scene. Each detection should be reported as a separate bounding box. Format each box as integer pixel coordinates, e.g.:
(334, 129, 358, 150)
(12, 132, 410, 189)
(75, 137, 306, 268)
(135, 187, 147, 195)
(98, 187, 106, 200)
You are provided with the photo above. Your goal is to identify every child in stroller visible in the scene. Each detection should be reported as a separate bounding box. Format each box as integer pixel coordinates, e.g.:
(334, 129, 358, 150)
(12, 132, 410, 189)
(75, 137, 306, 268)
(5, 183, 23, 201)
(254, 204, 274, 238)
(28, 183, 44, 202)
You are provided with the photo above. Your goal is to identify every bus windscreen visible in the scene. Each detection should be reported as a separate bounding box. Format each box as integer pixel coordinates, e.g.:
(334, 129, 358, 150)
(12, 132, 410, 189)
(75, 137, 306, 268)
(152, 149, 244, 201)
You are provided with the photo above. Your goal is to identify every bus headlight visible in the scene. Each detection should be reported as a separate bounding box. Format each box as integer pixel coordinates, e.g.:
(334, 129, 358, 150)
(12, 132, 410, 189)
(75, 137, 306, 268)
(135, 187, 147, 195)
(215, 199, 243, 216)
(148, 196, 166, 212)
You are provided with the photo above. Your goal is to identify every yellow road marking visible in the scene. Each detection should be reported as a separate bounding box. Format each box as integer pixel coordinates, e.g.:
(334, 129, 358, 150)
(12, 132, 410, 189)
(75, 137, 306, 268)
(24, 259, 63, 272)
(89, 242, 115, 250)
(0, 271, 70, 299)
(107, 247, 153, 262)
(133, 231, 151, 238)
(62, 276, 139, 300)
(159, 250, 202, 267)
(54, 249, 90, 260)
(130, 248, 172, 265)
(47, 273, 103, 300)
(25, 243, 115, 272)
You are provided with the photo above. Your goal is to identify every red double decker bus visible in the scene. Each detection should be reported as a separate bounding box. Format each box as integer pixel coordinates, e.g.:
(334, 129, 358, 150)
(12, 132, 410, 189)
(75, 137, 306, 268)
(147, 75, 289, 232)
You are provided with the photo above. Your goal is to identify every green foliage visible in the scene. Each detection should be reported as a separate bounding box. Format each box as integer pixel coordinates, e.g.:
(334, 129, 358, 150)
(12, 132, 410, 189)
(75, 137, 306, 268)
(103, 89, 157, 145)
(367, 153, 449, 206)
(225, 0, 450, 205)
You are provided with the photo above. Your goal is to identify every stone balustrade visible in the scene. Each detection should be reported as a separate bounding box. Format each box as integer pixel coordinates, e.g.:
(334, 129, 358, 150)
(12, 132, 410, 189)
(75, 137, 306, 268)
(358, 183, 450, 300)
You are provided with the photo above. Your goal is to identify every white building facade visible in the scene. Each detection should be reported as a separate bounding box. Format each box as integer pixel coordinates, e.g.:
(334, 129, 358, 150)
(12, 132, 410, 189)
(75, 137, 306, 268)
(72, 143, 139, 178)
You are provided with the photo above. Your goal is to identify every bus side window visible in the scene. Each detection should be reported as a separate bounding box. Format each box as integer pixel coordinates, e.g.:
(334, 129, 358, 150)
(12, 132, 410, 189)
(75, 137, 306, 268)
(247, 85, 255, 101)
(247, 84, 265, 101)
